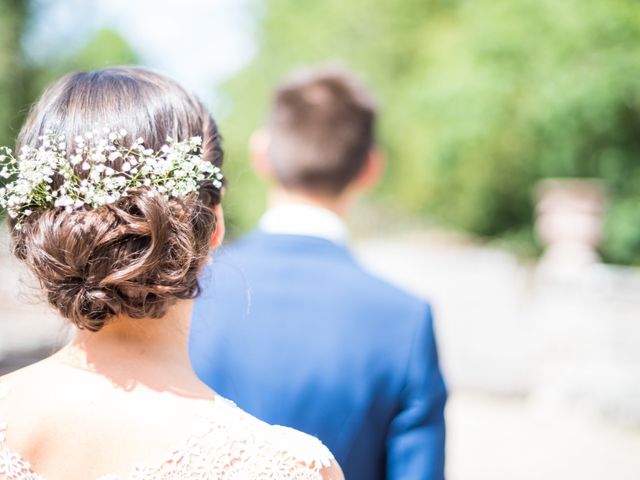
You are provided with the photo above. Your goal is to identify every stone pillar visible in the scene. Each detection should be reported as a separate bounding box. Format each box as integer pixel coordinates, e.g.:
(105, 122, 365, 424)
(535, 179, 605, 272)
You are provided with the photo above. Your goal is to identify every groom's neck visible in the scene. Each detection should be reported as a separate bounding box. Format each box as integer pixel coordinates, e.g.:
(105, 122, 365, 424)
(267, 187, 353, 218)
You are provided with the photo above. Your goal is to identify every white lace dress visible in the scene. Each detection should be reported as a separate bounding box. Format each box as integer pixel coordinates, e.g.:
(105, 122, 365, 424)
(0, 381, 334, 479)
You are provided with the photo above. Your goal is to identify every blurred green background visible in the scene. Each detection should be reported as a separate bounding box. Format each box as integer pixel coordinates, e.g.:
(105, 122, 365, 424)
(2, 0, 640, 264)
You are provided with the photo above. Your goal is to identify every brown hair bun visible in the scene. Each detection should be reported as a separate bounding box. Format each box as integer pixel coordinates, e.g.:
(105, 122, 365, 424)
(10, 67, 223, 331)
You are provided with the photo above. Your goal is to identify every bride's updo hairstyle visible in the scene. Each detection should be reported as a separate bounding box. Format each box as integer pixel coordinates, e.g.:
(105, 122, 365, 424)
(10, 67, 223, 331)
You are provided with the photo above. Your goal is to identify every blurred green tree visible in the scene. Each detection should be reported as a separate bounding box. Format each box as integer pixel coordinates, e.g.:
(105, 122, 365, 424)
(0, 0, 29, 146)
(221, 0, 640, 265)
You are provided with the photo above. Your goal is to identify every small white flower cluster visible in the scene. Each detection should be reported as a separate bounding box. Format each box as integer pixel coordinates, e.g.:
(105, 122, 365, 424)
(0, 128, 223, 228)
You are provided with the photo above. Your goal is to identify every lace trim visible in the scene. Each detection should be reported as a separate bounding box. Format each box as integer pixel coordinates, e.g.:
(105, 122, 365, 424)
(0, 380, 333, 479)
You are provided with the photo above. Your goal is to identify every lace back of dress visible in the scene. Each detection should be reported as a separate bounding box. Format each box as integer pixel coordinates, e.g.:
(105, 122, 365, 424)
(0, 382, 332, 480)
(129, 397, 333, 479)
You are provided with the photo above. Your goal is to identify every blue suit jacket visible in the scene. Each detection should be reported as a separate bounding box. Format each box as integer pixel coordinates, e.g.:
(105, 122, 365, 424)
(190, 231, 447, 479)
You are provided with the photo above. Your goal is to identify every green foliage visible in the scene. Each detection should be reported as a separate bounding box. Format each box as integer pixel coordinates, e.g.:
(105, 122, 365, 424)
(0, 0, 29, 146)
(222, 0, 640, 264)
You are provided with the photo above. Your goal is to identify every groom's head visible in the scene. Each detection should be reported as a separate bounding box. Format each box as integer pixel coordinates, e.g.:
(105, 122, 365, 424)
(252, 65, 381, 199)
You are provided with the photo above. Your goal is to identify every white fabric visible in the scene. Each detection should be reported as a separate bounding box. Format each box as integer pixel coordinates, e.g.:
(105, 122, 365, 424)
(0, 380, 333, 479)
(259, 204, 349, 245)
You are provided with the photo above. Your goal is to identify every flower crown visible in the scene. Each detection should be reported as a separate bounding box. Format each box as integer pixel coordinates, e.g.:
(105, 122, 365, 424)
(0, 128, 223, 228)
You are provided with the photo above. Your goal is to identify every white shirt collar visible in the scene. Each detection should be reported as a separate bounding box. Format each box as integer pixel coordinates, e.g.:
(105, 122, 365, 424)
(258, 204, 349, 245)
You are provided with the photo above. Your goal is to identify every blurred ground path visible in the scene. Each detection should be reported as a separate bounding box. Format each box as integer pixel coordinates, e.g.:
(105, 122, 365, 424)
(447, 391, 640, 480)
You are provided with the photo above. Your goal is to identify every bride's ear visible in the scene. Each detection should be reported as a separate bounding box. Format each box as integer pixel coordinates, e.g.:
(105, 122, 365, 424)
(210, 203, 226, 248)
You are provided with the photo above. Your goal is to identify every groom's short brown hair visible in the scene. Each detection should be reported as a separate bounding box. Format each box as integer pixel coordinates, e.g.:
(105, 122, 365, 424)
(267, 65, 377, 195)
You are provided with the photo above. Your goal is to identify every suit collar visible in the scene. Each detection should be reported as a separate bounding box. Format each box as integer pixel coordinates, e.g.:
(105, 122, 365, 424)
(258, 204, 349, 246)
(236, 229, 355, 265)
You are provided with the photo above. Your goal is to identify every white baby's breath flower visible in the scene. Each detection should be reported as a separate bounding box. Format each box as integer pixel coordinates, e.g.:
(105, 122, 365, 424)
(0, 130, 223, 225)
(54, 196, 73, 207)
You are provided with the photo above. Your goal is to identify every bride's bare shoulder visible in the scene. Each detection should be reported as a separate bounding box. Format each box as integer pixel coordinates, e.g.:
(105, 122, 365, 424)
(1, 358, 70, 407)
(1, 357, 65, 398)
(1, 359, 53, 400)
(0, 359, 65, 454)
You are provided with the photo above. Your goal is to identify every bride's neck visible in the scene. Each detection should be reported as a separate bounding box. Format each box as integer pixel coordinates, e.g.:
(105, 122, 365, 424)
(54, 300, 207, 394)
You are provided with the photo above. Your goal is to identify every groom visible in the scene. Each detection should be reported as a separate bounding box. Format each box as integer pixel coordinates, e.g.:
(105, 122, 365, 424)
(190, 66, 447, 479)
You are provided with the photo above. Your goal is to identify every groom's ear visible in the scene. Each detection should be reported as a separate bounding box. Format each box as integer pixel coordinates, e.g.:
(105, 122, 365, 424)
(249, 128, 273, 181)
(353, 147, 384, 191)
(210, 204, 226, 248)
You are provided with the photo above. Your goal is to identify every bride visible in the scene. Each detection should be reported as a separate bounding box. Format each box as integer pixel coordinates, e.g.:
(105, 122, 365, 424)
(0, 67, 342, 479)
